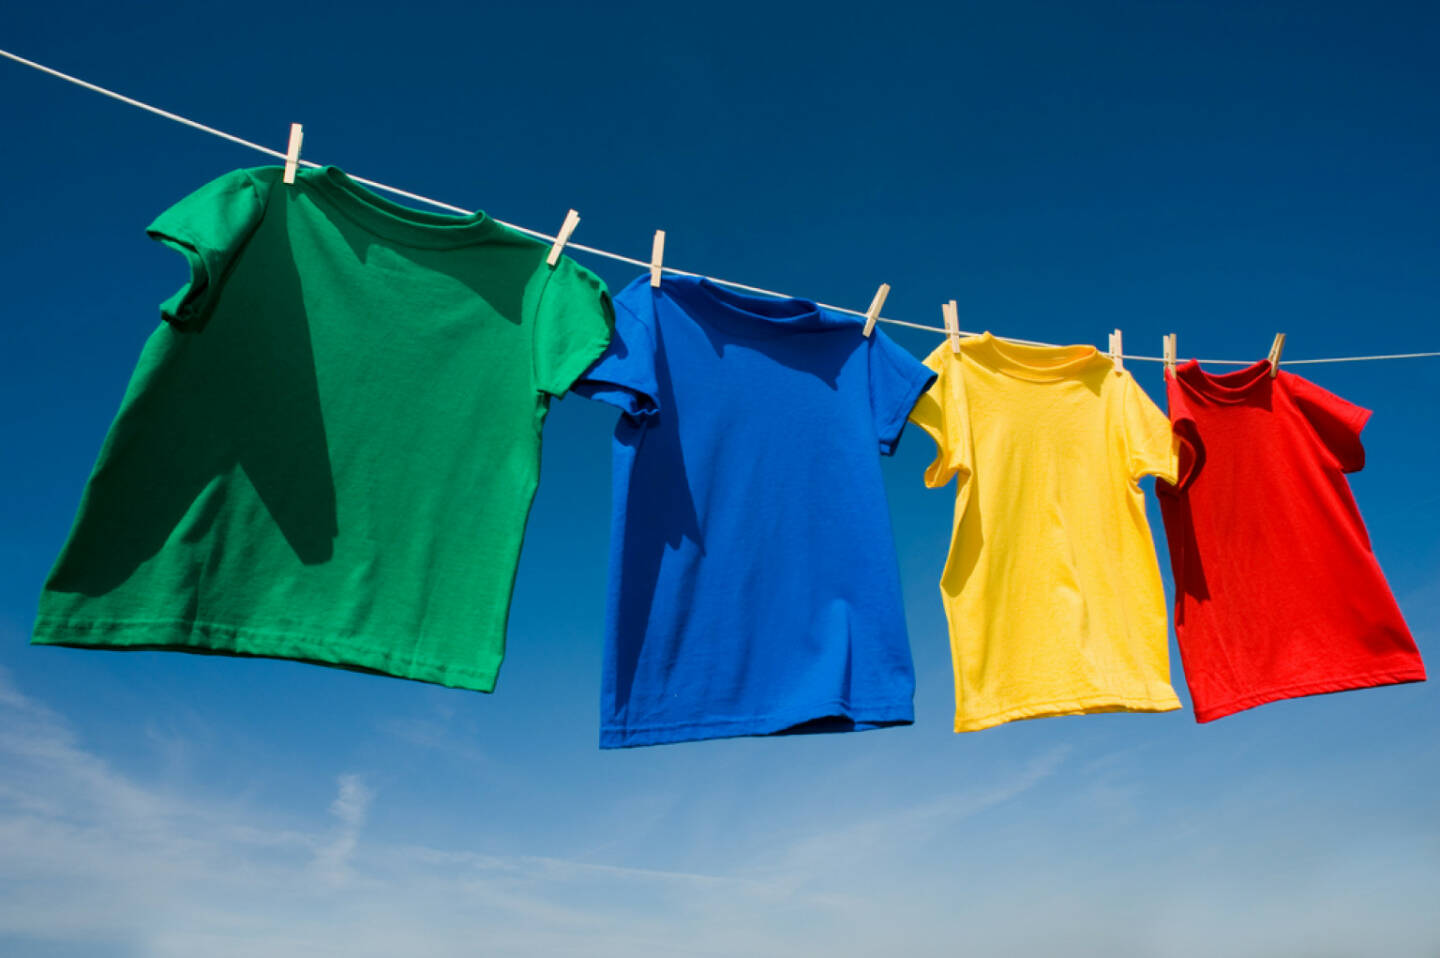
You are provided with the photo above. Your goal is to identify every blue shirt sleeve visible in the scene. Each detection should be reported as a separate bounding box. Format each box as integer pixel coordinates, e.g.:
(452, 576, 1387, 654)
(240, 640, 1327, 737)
(868, 329, 937, 455)
(572, 284, 660, 418)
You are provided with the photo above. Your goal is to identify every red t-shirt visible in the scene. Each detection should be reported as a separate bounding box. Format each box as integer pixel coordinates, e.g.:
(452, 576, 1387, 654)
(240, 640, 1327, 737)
(1158, 359, 1425, 722)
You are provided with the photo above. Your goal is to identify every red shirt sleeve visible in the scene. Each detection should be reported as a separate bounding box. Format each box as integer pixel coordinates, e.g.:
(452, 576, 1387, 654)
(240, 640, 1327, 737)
(1163, 372, 1205, 491)
(1285, 372, 1371, 474)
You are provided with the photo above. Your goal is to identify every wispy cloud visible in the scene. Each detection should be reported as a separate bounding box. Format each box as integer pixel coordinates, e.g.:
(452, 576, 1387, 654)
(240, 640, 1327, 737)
(376, 714, 493, 767)
(0, 668, 829, 957)
(0, 668, 1437, 958)
(746, 744, 1070, 901)
(311, 774, 373, 885)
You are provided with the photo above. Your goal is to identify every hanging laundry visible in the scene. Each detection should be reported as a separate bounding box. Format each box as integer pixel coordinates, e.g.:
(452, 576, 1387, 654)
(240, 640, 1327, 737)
(909, 333, 1183, 732)
(1158, 360, 1426, 721)
(31, 166, 613, 693)
(574, 275, 935, 748)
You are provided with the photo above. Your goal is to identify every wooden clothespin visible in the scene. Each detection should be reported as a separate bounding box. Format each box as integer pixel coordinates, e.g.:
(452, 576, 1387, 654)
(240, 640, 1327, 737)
(943, 300, 961, 354)
(1267, 333, 1286, 377)
(1162, 333, 1178, 377)
(282, 123, 304, 184)
(649, 230, 666, 287)
(862, 283, 890, 338)
(546, 209, 581, 267)
(1108, 328, 1124, 372)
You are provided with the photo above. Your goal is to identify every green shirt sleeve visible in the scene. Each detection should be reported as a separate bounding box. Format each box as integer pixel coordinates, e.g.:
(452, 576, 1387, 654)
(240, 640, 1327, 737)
(146, 168, 267, 327)
(531, 257, 614, 397)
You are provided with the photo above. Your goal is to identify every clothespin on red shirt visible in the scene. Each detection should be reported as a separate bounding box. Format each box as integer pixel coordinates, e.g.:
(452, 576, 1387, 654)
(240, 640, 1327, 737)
(943, 300, 961, 354)
(1268, 333, 1286, 377)
(1163, 333, 1177, 377)
(546, 209, 581, 267)
(1108, 328, 1125, 373)
(282, 123, 304, 184)
(862, 283, 890, 337)
(649, 230, 666, 287)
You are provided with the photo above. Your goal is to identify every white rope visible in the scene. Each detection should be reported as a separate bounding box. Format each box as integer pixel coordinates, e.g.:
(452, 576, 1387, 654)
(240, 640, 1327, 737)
(0, 48, 294, 163)
(1283, 351, 1440, 364)
(4, 46, 1437, 368)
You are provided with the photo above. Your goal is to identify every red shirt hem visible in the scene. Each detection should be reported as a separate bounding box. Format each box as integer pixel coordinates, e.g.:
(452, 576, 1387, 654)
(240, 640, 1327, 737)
(1193, 664, 1427, 723)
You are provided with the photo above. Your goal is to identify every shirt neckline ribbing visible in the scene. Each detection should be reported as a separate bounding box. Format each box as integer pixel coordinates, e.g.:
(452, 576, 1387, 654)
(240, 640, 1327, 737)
(304, 166, 503, 249)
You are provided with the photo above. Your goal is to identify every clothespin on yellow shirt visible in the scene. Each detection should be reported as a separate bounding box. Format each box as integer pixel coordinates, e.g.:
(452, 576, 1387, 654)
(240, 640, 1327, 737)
(1163, 333, 1177, 377)
(943, 299, 961, 354)
(546, 209, 581, 267)
(1108, 328, 1124, 373)
(862, 283, 890, 337)
(282, 123, 304, 184)
(1268, 333, 1286, 377)
(649, 230, 666, 287)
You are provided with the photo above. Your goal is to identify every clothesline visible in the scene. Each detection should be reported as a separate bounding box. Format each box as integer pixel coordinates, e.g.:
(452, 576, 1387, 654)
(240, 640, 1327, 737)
(5, 46, 1439, 369)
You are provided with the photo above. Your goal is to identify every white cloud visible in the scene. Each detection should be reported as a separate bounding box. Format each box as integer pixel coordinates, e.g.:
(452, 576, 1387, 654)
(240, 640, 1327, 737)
(0, 668, 821, 957)
(376, 714, 492, 767)
(311, 773, 374, 885)
(0, 668, 1437, 958)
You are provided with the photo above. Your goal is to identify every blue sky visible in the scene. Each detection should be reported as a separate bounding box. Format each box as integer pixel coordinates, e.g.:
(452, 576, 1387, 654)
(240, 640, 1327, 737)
(1, 1, 1438, 954)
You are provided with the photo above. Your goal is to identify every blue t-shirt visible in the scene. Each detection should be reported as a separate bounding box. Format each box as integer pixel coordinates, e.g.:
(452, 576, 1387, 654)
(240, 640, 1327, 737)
(576, 275, 935, 748)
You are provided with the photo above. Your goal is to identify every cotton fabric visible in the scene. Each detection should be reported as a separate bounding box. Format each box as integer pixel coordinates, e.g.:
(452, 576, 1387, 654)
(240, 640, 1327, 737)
(909, 333, 1182, 732)
(33, 165, 613, 693)
(575, 275, 934, 748)
(1159, 360, 1425, 721)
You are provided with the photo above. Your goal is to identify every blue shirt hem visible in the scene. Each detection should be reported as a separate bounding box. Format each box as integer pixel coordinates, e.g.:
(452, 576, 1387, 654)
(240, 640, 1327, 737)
(599, 698, 915, 749)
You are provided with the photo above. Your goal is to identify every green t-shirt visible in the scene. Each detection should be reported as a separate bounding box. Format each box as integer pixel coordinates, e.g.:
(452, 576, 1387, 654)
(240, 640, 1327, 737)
(32, 165, 613, 692)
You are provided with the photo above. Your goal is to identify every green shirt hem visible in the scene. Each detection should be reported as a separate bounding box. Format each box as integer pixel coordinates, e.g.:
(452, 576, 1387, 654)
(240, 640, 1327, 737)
(31, 614, 499, 693)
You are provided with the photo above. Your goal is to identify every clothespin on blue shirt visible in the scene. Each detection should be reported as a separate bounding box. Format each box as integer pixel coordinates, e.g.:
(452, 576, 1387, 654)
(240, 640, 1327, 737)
(862, 283, 890, 337)
(546, 209, 581, 267)
(1163, 333, 1178, 377)
(1268, 333, 1286, 377)
(1109, 328, 1124, 373)
(282, 123, 304, 184)
(943, 300, 961, 354)
(650, 230, 666, 287)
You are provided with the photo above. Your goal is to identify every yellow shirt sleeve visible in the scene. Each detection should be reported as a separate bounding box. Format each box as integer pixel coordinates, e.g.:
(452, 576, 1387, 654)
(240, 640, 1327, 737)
(1122, 372, 1180, 485)
(908, 346, 973, 491)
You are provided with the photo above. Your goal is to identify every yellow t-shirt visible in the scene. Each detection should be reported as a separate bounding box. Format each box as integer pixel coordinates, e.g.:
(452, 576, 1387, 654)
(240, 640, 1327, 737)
(908, 333, 1182, 732)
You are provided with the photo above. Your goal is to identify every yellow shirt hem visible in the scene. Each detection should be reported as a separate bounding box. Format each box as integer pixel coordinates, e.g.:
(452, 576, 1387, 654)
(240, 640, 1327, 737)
(954, 692, 1182, 733)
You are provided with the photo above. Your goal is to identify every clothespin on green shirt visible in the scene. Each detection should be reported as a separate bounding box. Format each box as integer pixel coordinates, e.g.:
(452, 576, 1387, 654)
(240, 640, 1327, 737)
(862, 283, 890, 337)
(1268, 333, 1286, 377)
(282, 123, 304, 184)
(546, 209, 581, 267)
(650, 230, 666, 287)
